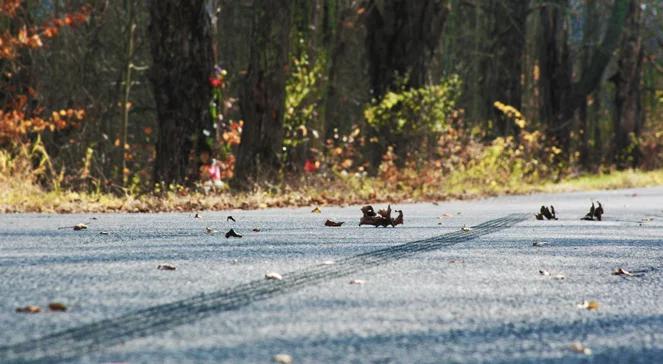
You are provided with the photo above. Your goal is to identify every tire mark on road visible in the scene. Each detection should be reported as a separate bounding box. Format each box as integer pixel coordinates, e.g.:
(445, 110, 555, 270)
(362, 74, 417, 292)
(0, 213, 527, 363)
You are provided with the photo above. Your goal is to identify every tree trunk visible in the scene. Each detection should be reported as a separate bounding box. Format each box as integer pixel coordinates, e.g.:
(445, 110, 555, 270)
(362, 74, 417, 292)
(148, 0, 214, 186)
(364, 0, 449, 168)
(488, 0, 528, 136)
(234, 0, 292, 185)
(613, 0, 644, 168)
(365, 0, 449, 97)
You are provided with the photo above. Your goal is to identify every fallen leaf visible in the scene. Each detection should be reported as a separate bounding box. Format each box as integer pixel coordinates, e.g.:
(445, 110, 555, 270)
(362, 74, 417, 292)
(612, 268, 633, 276)
(252, 228, 261, 232)
(349, 279, 366, 285)
(227, 215, 236, 222)
(532, 241, 548, 247)
(311, 207, 321, 214)
(157, 264, 176, 271)
(570, 341, 592, 355)
(360, 205, 403, 227)
(265, 272, 283, 281)
(273, 353, 293, 364)
(577, 300, 599, 311)
(16, 305, 41, 313)
(325, 219, 344, 227)
(225, 229, 242, 238)
(73, 223, 87, 231)
(48, 302, 67, 312)
(539, 270, 550, 276)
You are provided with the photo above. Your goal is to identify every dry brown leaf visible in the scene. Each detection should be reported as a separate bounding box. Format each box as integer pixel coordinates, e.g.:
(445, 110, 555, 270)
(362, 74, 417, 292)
(349, 279, 366, 285)
(225, 229, 242, 238)
(48, 302, 67, 312)
(612, 268, 633, 276)
(311, 207, 321, 214)
(273, 353, 293, 364)
(265, 272, 283, 281)
(324, 219, 344, 227)
(16, 305, 41, 313)
(577, 300, 599, 311)
(570, 341, 592, 355)
(73, 223, 87, 231)
(157, 264, 176, 271)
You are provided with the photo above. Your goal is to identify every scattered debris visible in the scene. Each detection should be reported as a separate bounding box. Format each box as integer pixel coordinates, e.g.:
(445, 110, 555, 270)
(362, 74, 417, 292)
(311, 207, 321, 214)
(577, 300, 600, 311)
(225, 229, 242, 238)
(581, 201, 604, 221)
(157, 264, 176, 271)
(570, 341, 592, 355)
(16, 305, 41, 313)
(273, 353, 293, 364)
(349, 279, 366, 285)
(535, 205, 558, 220)
(461, 225, 472, 232)
(265, 272, 283, 281)
(532, 241, 549, 247)
(73, 223, 88, 231)
(359, 205, 403, 227)
(48, 302, 67, 312)
(612, 268, 633, 277)
(227, 215, 236, 222)
(324, 219, 345, 227)
(539, 270, 551, 276)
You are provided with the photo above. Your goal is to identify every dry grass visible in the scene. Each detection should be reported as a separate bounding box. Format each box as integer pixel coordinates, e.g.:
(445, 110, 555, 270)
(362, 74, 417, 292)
(2, 169, 663, 213)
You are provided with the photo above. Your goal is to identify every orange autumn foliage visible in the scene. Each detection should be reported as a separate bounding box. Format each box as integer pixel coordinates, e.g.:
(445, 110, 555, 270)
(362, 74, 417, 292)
(0, 1, 90, 143)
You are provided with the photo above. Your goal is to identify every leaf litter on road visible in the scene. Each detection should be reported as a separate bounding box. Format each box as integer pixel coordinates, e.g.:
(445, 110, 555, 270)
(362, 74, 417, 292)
(265, 272, 283, 281)
(157, 264, 176, 271)
(16, 305, 41, 313)
(324, 219, 344, 227)
(576, 300, 600, 311)
(48, 302, 67, 312)
(612, 268, 633, 276)
(225, 228, 242, 238)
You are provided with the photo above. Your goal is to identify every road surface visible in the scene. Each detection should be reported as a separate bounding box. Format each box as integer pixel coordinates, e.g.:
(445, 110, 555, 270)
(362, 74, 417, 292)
(1, 187, 662, 363)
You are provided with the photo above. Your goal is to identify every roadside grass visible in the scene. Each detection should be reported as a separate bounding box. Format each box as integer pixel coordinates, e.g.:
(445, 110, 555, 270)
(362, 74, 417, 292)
(2, 168, 662, 213)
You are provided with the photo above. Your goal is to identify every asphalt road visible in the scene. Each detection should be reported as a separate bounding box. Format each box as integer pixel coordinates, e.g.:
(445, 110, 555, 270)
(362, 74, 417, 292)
(1, 187, 662, 363)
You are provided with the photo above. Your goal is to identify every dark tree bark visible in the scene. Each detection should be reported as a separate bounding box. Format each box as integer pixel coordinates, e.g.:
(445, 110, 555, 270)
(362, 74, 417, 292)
(233, 0, 293, 185)
(613, 0, 644, 168)
(365, 0, 449, 97)
(538, 0, 629, 151)
(148, 0, 214, 186)
(363, 0, 449, 169)
(487, 0, 528, 136)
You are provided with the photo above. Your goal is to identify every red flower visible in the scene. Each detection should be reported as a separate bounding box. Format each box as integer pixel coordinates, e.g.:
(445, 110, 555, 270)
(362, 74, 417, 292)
(304, 159, 319, 173)
(209, 77, 222, 88)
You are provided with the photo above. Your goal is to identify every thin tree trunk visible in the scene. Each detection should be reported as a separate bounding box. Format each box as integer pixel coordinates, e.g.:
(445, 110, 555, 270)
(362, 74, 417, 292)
(234, 0, 293, 185)
(613, 0, 644, 168)
(148, 0, 215, 186)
